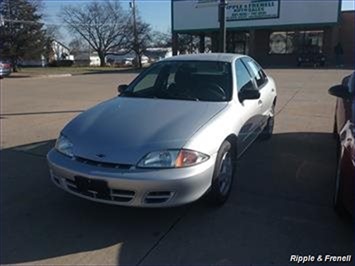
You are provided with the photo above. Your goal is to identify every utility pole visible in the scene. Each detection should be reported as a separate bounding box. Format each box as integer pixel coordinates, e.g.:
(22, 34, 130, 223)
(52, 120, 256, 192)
(130, 0, 139, 67)
(218, 0, 227, 53)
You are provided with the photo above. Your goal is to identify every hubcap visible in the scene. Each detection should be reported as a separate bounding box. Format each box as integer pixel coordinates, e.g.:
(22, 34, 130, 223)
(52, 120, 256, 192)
(218, 151, 233, 196)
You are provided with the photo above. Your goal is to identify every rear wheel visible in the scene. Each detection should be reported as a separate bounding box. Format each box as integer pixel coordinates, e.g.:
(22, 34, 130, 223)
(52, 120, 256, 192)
(207, 140, 235, 205)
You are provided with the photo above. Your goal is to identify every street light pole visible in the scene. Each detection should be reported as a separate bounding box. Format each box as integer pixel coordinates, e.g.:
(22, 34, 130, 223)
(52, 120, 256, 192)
(130, 0, 139, 67)
(219, 0, 227, 53)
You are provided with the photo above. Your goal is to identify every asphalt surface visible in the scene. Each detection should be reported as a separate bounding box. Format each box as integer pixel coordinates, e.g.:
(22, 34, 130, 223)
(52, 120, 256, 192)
(0, 69, 353, 265)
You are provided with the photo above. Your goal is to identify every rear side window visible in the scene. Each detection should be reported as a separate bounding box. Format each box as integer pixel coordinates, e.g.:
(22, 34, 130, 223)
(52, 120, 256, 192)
(235, 59, 254, 92)
(241, 57, 267, 88)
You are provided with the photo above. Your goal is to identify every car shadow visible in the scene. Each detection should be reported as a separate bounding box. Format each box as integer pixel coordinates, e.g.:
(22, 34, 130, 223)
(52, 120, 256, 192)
(1, 133, 353, 265)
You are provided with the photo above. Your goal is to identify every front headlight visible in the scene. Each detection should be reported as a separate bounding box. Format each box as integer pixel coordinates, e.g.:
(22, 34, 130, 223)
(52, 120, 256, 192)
(137, 149, 209, 169)
(55, 134, 74, 158)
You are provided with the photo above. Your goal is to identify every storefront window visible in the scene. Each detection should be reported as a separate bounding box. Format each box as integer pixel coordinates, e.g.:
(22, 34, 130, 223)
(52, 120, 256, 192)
(227, 32, 249, 55)
(298, 31, 324, 53)
(269, 30, 324, 55)
(269, 31, 295, 54)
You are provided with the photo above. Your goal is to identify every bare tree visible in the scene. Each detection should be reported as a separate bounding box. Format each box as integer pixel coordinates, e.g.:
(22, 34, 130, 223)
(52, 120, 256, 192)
(43, 25, 62, 64)
(150, 31, 171, 48)
(128, 18, 152, 68)
(178, 34, 199, 54)
(61, 0, 130, 67)
(68, 37, 88, 56)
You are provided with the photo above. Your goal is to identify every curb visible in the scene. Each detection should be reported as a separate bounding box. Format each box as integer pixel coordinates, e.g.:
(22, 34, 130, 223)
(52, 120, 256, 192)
(33, 74, 73, 79)
(6, 73, 73, 80)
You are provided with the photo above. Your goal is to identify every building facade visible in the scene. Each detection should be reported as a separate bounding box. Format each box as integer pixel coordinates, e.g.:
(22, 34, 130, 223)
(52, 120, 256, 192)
(172, 0, 354, 67)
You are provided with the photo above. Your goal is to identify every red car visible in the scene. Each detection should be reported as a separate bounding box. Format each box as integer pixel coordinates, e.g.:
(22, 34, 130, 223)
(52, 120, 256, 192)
(329, 72, 354, 217)
(0, 60, 12, 78)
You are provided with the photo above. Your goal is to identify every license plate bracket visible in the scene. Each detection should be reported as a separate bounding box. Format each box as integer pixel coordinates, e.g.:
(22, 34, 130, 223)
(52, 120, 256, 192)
(74, 176, 110, 199)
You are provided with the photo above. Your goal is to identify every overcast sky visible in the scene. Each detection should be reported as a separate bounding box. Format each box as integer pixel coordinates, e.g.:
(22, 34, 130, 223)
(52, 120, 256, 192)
(41, 0, 355, 45)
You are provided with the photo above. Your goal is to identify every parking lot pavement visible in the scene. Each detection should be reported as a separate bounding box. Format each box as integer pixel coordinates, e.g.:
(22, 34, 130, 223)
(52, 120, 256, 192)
(0, 69, 353, 265)
(0, 73, 136, 148)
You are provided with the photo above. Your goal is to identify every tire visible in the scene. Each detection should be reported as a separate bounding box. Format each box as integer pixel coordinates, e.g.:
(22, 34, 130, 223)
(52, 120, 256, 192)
(332, 118, 338, 139)
(260, 104, 275, 140)
(207, 140, 235, 205)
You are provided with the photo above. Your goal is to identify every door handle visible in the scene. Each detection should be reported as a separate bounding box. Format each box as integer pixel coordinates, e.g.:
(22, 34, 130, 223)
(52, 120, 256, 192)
(258, 100, 263, 105)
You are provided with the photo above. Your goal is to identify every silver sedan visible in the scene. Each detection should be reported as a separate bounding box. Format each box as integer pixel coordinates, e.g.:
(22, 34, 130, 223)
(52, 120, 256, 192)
(47, 53, 277, 207)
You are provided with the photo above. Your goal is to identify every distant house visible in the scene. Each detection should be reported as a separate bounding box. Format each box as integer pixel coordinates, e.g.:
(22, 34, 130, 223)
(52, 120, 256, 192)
(18, 56, 46, 67)
(89, 54, 101, 66)
(51, 40, 74, 61)
(72, 50, 101, 66)
(106, 50, 158, 66)
(144, 48, 173, 62)
(105, 50, 132, 66)
(72, 51, 90, 66)
(18, 39, 74, 67)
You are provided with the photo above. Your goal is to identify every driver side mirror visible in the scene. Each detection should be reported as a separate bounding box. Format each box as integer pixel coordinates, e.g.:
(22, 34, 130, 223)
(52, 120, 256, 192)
(117, 84, 128, 95)
(328, 85, 351, 99)
(239, 89, 260, 102)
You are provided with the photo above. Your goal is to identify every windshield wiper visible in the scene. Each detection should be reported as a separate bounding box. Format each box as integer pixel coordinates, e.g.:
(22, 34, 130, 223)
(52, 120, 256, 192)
(170, 96, 199, 101)
(121, 92, 199, 101)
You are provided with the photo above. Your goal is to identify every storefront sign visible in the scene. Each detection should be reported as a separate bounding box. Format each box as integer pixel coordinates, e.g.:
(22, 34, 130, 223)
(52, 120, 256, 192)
(173, 0, 339, 31)
(195, 0, 218, 8)
(226, 0, 280, 21)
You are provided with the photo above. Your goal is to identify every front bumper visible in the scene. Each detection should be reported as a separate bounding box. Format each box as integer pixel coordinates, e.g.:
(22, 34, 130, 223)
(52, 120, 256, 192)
(47, 149, 216, 207)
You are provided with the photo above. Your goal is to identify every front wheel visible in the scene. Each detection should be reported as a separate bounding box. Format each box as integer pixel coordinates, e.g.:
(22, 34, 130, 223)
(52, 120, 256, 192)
(260, 104, 275, 140)
(207, 140, 235, 205)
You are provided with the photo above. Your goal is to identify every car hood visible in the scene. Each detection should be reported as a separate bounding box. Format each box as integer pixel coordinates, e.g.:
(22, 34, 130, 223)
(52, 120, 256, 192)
(63, 97, 227, 165)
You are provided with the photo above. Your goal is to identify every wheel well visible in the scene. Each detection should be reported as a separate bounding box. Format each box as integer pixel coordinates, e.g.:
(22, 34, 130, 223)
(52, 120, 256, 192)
(225, 134, 238, 156)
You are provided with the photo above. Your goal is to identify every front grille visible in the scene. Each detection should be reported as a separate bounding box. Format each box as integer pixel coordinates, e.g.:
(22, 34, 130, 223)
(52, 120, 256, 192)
(60, 177, 135, 203)
(75, 156, 132, 170)
(53, 176, 61, 185)
(145, 191, 174, 204)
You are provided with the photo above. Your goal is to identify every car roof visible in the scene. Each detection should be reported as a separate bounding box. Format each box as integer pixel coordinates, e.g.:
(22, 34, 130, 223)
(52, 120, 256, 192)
(161, 53, 247, 63)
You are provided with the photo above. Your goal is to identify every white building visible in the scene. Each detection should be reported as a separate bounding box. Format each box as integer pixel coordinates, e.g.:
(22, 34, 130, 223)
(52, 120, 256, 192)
(51, 40, 74, 61)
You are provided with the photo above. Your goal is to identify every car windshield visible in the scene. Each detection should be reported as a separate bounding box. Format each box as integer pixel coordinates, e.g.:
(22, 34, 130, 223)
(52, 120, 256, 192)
(122, 60, 232, 102)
